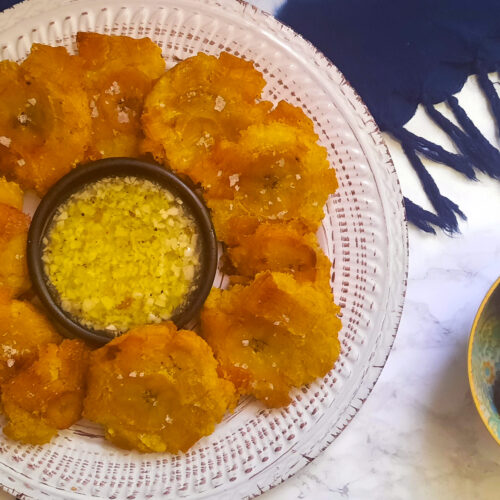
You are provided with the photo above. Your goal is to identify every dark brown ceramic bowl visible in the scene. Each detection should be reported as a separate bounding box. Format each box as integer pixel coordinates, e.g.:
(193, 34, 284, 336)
(27, 157, 217, 345)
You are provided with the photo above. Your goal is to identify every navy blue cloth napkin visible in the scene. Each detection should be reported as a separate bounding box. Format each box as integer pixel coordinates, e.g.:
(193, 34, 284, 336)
(0, 0, 15, 11)
(278, 0, 500, 233)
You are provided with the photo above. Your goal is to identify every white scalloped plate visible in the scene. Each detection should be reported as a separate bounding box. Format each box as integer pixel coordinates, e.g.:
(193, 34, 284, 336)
(0, 1, 408, 498)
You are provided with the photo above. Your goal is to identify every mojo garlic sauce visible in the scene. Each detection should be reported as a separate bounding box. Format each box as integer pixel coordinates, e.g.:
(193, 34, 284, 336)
(42, 176, 201, 334)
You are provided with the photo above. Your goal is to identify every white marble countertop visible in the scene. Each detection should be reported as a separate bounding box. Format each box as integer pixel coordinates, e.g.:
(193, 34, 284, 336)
(1, 1, 500, 499)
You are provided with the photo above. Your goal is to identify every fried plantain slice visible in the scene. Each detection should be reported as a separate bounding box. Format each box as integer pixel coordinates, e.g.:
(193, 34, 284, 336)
(0, 177, 23, 210)
(83, 322, 236, 453)
(205, 121, 337, 241)
(141, 51, 271, 173)
(0, 293, 62, 388)
(1, 339, 90, 445)
(0, 45, 92, 194)
(227, 222, 332, 288)
(77, 32, 166, 81)
(77, 32, 166, 159)
(201, 271, 341, 407)
(0, 203, 31, 297)
(264, 100, 319, 137)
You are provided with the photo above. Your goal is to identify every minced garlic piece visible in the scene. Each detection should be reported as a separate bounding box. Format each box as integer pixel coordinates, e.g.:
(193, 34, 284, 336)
(42, 176, 201, 334)
(214, 95, 226, 112)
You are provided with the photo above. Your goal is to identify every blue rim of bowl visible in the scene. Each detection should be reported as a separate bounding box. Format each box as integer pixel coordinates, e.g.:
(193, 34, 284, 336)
(27, 157, 218, 345)
(468, 275, 500, 445)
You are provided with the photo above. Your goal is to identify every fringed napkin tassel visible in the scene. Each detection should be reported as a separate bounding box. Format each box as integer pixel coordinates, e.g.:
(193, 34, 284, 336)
(476, 64, 500, 137)
(390, 83, 500, 233)
(399, 142, 465, 234)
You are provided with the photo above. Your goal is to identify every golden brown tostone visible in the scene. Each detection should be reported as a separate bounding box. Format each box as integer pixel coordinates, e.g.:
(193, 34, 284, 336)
(201, 271, 341, 407)
(0, 293, 62, 388)
(83, 322, 236, 453)
(0, 44, 92, 195)
(0, 202, 31, 298)
(1, 339, 90, 444)
(226, 221, 332, 289)
(77, 32, 166, 160)
(141, 51, 271, 173)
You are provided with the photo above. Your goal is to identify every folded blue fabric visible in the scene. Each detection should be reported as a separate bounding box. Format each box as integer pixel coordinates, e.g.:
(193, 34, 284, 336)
(278, 0, 500, 233)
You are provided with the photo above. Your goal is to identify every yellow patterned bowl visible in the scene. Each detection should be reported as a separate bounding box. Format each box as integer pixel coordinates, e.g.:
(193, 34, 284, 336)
(468, 276, 500, 444)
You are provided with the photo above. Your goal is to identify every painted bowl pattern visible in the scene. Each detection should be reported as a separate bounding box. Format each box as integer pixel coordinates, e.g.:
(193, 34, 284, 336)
(469, 277, 500, 444)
